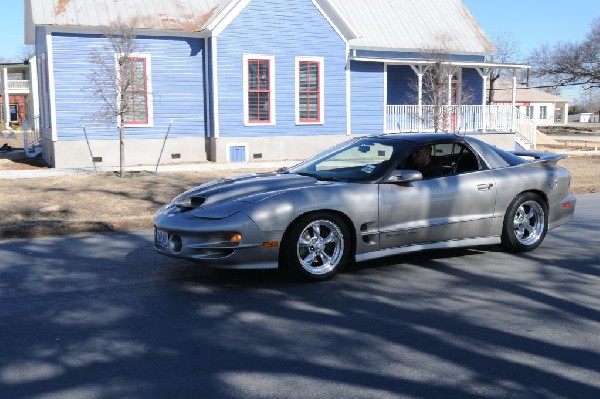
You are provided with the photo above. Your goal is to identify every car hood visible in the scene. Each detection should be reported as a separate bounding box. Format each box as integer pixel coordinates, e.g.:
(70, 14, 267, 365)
(181, 172, 327, 207)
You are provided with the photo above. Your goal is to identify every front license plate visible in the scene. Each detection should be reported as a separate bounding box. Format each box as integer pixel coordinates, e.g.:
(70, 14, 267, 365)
(155, 228, 169, 249)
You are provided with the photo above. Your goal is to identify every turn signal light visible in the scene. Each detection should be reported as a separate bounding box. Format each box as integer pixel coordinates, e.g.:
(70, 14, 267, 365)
(262, 241, 279, 248)
(230, 233, 242, 243)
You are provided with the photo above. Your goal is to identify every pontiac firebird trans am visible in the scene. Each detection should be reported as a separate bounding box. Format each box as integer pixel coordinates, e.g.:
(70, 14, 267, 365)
(154, 133, 576, 281)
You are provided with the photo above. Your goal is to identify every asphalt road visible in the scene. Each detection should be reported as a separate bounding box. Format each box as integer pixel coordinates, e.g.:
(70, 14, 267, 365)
(1, 195, 599, 399)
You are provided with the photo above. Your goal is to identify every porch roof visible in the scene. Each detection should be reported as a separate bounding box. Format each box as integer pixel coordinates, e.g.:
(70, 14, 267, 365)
(350, 56, 530, 71)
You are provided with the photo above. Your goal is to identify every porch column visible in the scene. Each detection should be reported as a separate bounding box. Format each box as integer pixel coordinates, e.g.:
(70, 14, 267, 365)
(511, 73, 517, 131)
(475, 68, 488, 132)
(410, 65, 424, 132)
(447, 73, 452, 106)
(2, 66, 10, 130)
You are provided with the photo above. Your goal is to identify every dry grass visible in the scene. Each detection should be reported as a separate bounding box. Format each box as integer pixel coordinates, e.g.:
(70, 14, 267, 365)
(0, 155, 597, 240)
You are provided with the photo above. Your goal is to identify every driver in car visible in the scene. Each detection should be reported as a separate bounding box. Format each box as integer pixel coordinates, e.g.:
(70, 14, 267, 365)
(411, 145, 444, 178)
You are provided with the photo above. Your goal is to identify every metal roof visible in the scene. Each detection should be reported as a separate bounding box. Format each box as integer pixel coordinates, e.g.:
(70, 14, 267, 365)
(490, 79, 569, 103)
(326, 0, 496, 55)
(26, 0, 224, 40)
(26, 0, 496, 55)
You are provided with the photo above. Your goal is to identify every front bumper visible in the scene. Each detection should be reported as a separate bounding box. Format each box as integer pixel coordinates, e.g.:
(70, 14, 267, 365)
(154, 211, 281, 269)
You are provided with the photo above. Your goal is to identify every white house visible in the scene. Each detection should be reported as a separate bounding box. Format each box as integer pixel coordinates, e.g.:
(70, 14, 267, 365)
(489, 78, 569, 126)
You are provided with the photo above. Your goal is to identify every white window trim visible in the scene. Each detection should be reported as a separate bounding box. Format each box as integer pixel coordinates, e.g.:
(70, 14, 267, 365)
(116, 52, 154, 128)
(243, 54, 276, 126)
(295, 56, 324, 125)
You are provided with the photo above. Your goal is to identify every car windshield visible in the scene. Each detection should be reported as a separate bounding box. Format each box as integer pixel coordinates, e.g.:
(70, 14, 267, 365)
(288, 137, 411, 182)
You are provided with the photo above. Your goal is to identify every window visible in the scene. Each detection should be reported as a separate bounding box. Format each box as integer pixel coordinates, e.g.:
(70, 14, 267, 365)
(296, 57, 324, 124)
(119, 53, 153, 126)
(525, 106, 534, 119)
(243, 55, 275, 125)
(539, 106, 547, 120)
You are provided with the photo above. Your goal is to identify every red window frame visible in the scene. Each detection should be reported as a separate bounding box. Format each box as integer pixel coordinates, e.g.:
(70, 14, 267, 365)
(298, 61, 320, 123)
(123, 57, 148, 124)
(247, 59, 271, 123)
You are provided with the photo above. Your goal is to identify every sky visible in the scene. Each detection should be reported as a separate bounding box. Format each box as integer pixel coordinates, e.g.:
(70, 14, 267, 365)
(1, 0, 597, 98)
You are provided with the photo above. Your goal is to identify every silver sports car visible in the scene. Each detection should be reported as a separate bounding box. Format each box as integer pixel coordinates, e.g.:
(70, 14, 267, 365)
(154, 133, 576, 280)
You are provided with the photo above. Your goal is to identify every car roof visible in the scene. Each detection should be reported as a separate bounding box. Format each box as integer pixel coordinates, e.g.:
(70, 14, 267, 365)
(373, 133, 465, 144)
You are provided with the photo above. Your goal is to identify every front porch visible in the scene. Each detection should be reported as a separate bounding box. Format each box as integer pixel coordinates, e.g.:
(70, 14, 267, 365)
(384, 104, 537, 150)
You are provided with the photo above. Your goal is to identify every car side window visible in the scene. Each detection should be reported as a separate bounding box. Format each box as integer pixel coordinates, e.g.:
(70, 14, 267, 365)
(398, 142, 481, 178)
(451, 145, 480, 174)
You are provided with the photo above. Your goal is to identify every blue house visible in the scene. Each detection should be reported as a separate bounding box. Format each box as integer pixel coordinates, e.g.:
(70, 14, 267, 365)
(25, 0, 530, 168)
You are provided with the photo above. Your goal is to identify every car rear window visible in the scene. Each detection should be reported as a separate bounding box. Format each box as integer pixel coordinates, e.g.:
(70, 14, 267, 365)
(488, 145, 528, 166)
(465, 137, 526, 168)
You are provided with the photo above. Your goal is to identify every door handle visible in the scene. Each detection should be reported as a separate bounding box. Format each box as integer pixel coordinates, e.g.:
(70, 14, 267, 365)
(477, 183, 494, 191)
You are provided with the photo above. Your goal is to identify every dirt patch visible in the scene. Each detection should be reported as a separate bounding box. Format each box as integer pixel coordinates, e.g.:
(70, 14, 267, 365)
(0, 151, 597, 240)
(0, 153, 51, 170)
(558, 155, 600, 194)
(0, 169, 273, 239)
(539, 124, 600, 136)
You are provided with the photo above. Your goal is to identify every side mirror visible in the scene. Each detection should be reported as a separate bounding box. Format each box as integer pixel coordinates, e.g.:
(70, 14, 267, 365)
(385, 169, 423, 183)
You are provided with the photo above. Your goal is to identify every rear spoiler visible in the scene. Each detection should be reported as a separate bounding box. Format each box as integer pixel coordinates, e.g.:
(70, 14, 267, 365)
(511, 151, 567, 167)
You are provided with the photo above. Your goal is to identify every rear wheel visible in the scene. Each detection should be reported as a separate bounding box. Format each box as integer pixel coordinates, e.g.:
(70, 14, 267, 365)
(280, 213, 350, 281)
(501, 192, 548, 252)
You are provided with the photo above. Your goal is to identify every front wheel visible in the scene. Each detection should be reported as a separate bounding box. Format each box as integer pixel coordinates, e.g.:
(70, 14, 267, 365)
(501, 192, 548, 252)
(280, 213, 351, 281)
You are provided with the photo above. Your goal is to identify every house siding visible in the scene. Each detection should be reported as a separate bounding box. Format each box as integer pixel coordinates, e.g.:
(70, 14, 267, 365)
(50, 33, 205, 141)
(462, 68, 483, 105)
(350, 61, 384, 134)
(216, 0, 347, 138)
(386, 65, 483, 106)
(387, 65, 415, 105)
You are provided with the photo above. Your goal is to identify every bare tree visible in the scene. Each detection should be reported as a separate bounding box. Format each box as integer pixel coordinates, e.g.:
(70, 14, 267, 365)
(88, 23, 141, 176)
(408, 37, 475, 132)
(529, 17, 600, 90)
(487, 32, 521, 104)
(573, 88, 600, 113)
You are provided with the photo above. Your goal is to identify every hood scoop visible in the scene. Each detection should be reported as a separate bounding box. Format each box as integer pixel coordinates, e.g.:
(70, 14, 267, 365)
(176, 196, 206, 212)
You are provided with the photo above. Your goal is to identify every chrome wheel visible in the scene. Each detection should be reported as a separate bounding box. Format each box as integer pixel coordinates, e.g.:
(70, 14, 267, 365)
(502, 193, 548, 252)
(296, 219, 344, 276)
(512, 200, 545, 246)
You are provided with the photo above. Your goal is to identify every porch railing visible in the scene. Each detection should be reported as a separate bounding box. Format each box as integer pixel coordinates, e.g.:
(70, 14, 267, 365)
(22, 115, 42, 157)
(7, 80, 30, 90)
(385, 105, 536, 149)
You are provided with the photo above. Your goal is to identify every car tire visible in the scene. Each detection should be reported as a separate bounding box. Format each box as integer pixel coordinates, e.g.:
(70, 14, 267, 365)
(280, 213, 350, 281)
(501, 192, 548, 252)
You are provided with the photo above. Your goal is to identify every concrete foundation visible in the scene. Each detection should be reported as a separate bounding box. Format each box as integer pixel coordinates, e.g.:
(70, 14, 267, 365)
(41, 132, 516, 169)
(47, 136, 209, 169)
(207, 134, 352, 163)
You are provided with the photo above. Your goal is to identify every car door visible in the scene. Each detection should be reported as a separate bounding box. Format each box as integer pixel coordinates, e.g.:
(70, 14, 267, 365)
(378, 152, 497, 249)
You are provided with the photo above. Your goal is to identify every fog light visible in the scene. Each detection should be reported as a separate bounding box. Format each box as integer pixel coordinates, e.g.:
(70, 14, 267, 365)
(169, 235, 183, 253)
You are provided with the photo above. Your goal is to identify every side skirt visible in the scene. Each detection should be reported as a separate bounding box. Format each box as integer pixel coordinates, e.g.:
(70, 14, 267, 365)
(355, 236, 501, 263)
